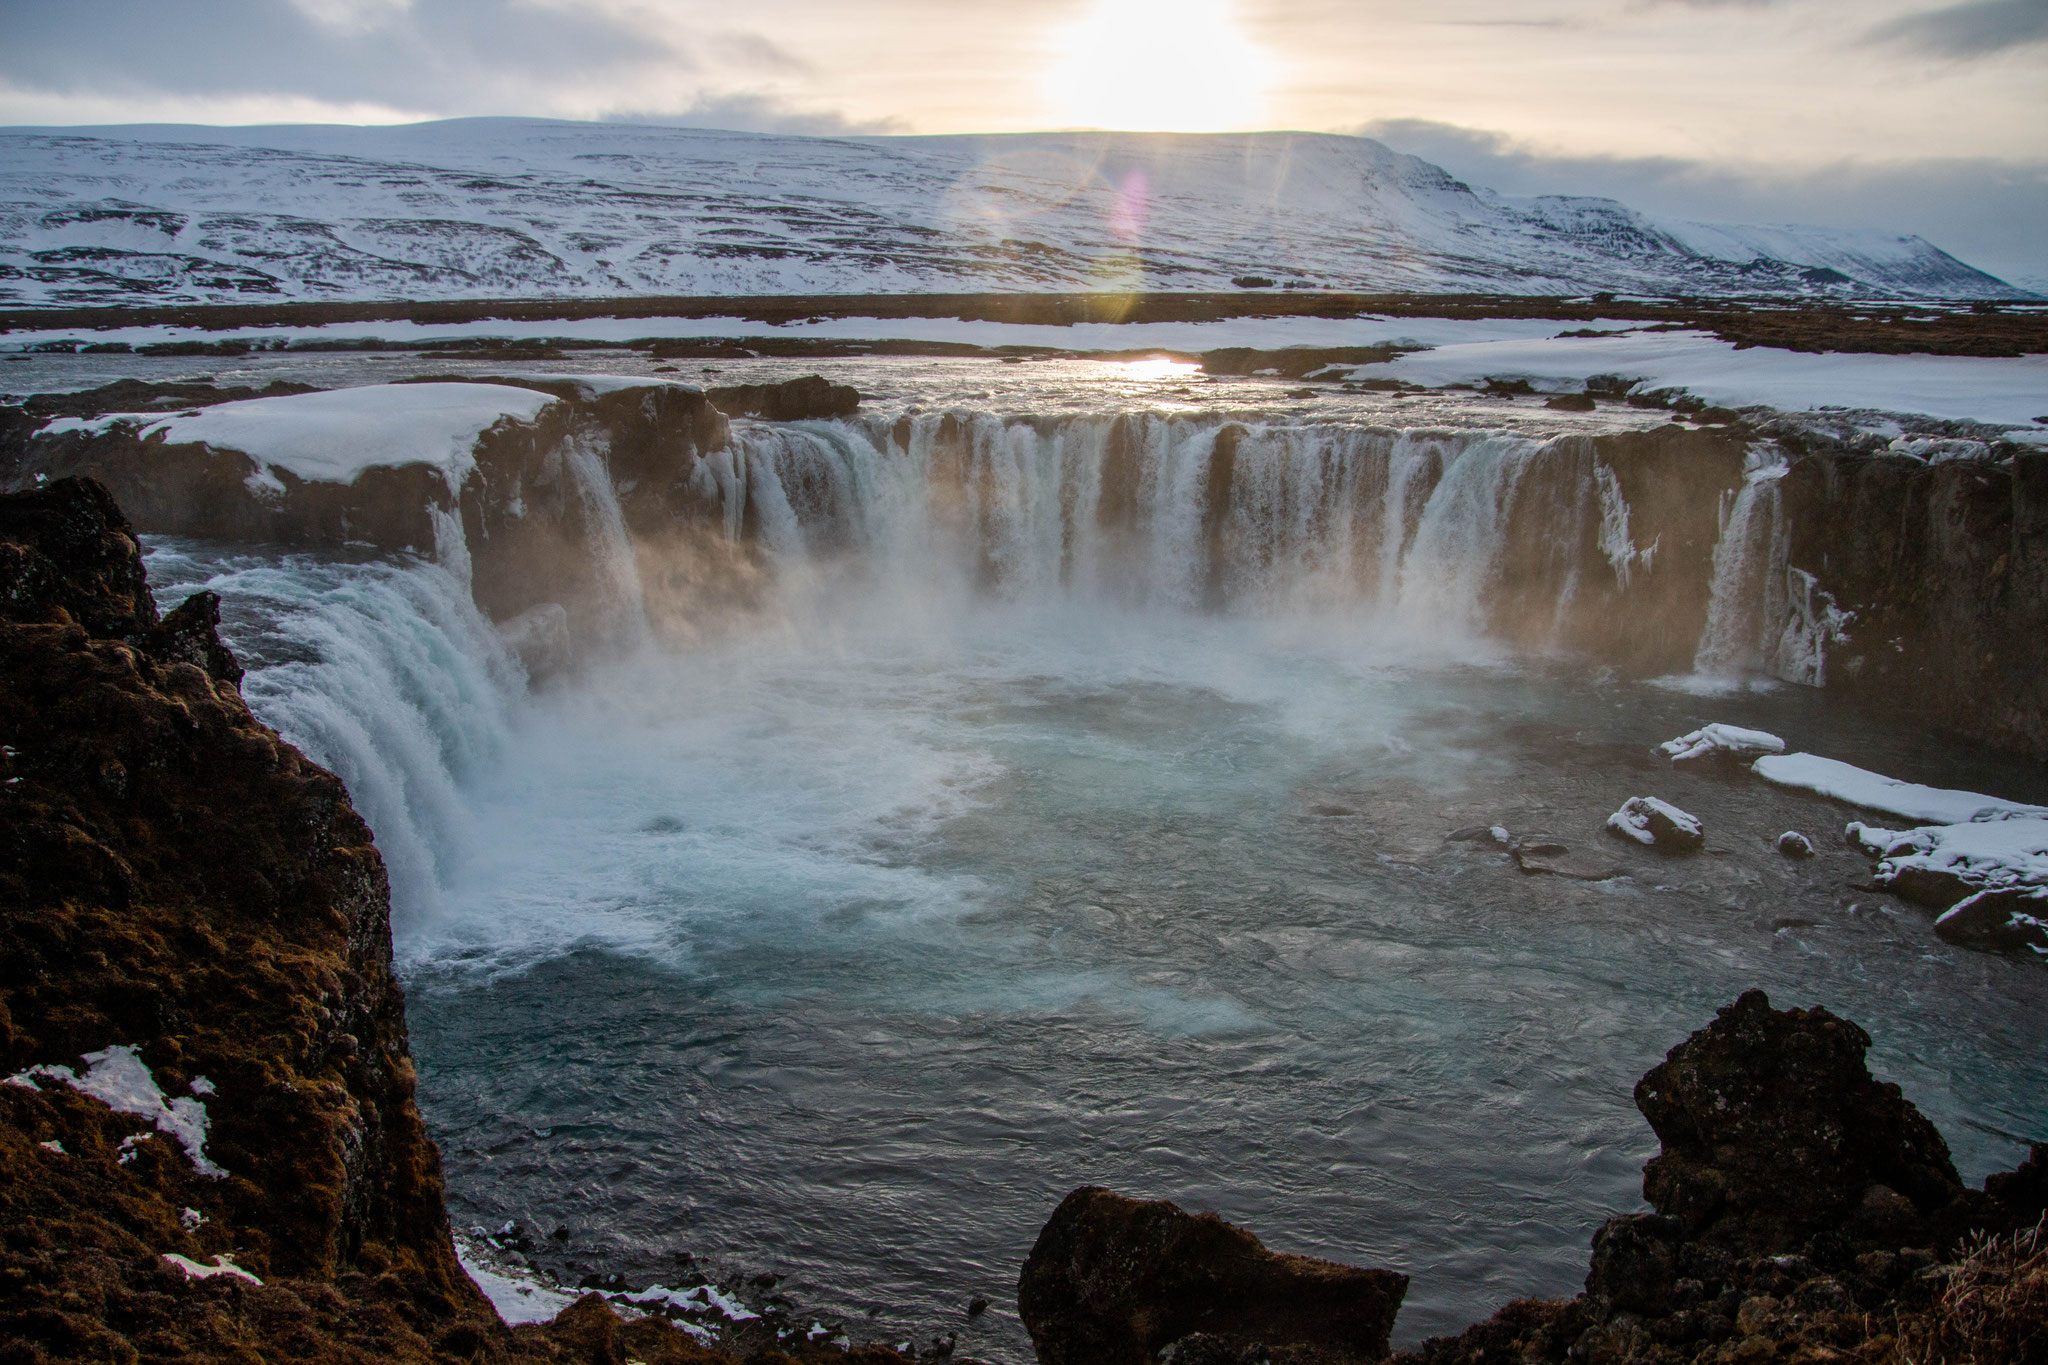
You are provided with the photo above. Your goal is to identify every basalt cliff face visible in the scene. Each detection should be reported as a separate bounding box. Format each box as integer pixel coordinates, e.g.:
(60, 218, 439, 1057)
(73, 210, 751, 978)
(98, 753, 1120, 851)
(0, 477, 917, 1364)
(1778, 443, 2048, 760)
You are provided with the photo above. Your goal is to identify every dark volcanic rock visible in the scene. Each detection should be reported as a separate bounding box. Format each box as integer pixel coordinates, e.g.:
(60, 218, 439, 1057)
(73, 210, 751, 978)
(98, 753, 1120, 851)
(705, 374, 860, 421)
(0, 475, 159, 640)
(0, 476, 491, 1358)
(1018, 1186, 1408, 1365)
(1634, 989, 1966, 1254)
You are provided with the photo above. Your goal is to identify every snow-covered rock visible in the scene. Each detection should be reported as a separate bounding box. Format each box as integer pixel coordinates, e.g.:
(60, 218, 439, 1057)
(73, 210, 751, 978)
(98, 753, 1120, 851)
(1933, 889, 2047, 954)
(1847, 815, 2048, 905)
(0, 119, 2019, 307)
(1607, 796, 1706, 852)
(134, 383, 559, 491)
(1776, 831, 1814, 859)
(1661, 723, 1786, 765)
(1753, 754, 2048, 824)
(454, 1241, 576, 1326)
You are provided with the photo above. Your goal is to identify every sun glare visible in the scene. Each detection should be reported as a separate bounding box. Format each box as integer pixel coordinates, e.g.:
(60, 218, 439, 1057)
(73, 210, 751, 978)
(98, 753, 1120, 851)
(1046, 0, 1273, 133)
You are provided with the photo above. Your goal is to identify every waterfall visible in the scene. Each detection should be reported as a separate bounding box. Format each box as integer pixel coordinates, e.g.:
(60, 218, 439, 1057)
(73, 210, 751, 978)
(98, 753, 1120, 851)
(715, 415, 1591, 636)
(1391, 434, 1548, 633)
(141, 538, 524, 926)
(1691, 449, 1790, 678)
(560, 432, 650, 645)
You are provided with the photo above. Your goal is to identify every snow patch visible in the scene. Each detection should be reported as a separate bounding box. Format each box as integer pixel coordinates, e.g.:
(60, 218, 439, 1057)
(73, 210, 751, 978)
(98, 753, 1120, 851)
(12, 1045, 224, 1178)
(1753, 754, 2048, 825)
(1341, 331, 2048, 430)
(455, 1241, 577, 1326)
(137, 384, 558, 492)
(164, 1254, 261, 1286)
(623, 1282, 761, 1322)
(36, 413, 145, 439)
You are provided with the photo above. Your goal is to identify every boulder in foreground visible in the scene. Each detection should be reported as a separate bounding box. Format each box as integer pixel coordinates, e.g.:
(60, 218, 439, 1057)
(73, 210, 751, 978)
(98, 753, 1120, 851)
(1637, 988, 1972, 1255)
(1017, 1186, 1408, 1365)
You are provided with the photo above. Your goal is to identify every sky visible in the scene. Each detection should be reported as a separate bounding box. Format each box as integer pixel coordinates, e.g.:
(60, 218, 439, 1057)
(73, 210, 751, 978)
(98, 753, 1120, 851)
(1, 0, 2044, 284)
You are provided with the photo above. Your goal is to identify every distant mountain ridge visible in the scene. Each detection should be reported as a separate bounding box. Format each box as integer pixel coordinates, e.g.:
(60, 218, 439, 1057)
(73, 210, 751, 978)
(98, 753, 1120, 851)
(0, 117, 2024, 308)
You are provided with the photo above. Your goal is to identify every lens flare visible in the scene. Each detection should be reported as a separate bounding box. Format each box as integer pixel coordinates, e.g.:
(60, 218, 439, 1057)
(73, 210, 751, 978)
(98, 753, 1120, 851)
(1046, 0, 1274, 133)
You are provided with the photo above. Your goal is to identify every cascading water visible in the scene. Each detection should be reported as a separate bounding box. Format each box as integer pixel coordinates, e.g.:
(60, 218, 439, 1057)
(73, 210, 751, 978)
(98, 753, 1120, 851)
(142, 538, 524, 925)
(1691, 448, 1791, 679)
(560, 432, 652, 645)
(715, 414, 1585, 638)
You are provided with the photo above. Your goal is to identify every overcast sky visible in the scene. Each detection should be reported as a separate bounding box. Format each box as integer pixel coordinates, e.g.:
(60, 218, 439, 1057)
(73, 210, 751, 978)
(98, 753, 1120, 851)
(2, 0, 2043, 283)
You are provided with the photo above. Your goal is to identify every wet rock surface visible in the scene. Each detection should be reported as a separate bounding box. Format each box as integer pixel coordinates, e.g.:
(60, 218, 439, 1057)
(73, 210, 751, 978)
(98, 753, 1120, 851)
(1636, 990, 1971, 1254)
(0, 477, 926, 1364)
(1017, 1187, 1408, 1365)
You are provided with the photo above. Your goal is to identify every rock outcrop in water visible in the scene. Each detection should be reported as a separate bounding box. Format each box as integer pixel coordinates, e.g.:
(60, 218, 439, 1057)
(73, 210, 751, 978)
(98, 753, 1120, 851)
(1394, 990, 2046, 1365)
(0, 476, 925, 1364)
(1017, 1187, 1409, 1364)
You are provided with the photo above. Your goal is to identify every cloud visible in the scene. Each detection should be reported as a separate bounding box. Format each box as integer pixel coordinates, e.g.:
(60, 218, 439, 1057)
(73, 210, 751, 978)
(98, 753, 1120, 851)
(608, 93, 905, 136)
(1866, 0, 2048, 56)
(0, 0, 688, 113)
(1358, 117, 2048, 285)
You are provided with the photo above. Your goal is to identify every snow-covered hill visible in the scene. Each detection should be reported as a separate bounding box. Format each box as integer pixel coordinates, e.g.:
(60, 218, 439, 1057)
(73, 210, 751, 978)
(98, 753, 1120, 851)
(0, 118, 2022, 308)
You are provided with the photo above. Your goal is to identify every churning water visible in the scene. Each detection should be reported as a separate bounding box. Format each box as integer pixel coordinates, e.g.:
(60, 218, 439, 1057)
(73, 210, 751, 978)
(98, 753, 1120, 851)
(143, 381, 2048, 1361)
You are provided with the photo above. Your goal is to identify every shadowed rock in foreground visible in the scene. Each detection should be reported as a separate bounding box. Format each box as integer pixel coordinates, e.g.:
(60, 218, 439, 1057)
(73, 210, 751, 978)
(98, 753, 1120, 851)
(1018, 1187, 1408, 1364)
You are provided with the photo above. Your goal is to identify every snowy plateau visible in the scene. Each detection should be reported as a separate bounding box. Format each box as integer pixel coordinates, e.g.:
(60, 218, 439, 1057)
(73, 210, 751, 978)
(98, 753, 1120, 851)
(0, 118, 2026, 308)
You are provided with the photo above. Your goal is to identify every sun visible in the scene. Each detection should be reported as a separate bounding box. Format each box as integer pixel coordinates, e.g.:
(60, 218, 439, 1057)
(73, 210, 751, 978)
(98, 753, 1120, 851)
(1045, 0, 1274, 133)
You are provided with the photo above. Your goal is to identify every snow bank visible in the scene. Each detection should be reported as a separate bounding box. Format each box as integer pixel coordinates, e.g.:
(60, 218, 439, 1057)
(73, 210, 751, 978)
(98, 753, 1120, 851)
(6, 1044, 223, 1178)
(137, 383, 558, 491)
(1660, 723, 1786, 763)
(1340, 330, 2048, 432)
(455, 1242, 576, 1326)
(1752, 753, 2048, 824)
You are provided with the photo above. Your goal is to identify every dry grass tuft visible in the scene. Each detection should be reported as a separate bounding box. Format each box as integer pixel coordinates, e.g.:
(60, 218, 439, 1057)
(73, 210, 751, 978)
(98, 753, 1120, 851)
(1887, 1218, 2048, 1364)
